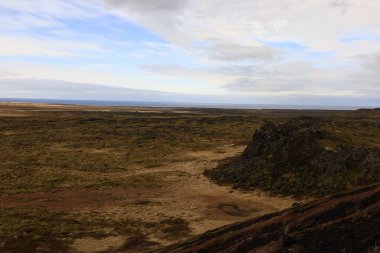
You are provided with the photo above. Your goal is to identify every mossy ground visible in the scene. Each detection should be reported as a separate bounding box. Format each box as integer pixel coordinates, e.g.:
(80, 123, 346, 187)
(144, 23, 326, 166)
(0, 103, 379, 252)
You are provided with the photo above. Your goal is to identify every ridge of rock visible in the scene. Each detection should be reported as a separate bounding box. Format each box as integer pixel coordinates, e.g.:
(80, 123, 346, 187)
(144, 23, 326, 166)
(205, 120, 380, 196)
(155, 184, 380, 253)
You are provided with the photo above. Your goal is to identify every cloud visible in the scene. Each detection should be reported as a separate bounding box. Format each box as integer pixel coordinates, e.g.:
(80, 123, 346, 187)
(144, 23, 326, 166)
(0, 79, 121, 93)
(0, 0, 379, 106)
(104, 0, 380, 62)
(0, 78, 180, 101)
(106, 0, 187, 13)
(1, 78, 377, 107)
(347, 52, 380, 89)
(222, 77, 366, 97)
(208, 43, 277, 61)
(354, 52, 380, 69)
(221, 59, 380, 98)
(104, 0, 190, 44)
(142, 64, 206, 78)
(329, 0, 358, 13)
(0, 35, 105, 57)
(104, 0, 380, 105)
(0, 0, 103, 22)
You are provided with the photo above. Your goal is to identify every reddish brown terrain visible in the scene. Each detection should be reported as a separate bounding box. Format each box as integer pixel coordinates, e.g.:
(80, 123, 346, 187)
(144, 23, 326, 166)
(1, 103, 379, 252)
(157, 183, 380, 253)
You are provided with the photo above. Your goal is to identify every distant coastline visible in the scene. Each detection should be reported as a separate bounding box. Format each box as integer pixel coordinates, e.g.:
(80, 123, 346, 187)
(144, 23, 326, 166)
(0, 97, 373, 110)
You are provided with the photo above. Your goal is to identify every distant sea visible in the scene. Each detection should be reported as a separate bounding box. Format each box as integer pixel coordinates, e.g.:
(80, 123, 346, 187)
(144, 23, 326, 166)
(0, 98, 371, 110)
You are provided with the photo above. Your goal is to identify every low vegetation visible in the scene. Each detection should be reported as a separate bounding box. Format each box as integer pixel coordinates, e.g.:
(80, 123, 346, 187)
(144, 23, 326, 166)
(0, 206, 190, 252)
(0, 108, 261, 194)
(1, 103, 379, 252)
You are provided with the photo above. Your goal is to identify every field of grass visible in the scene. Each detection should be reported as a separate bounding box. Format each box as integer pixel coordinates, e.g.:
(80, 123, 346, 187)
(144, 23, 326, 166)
(0, 103, 378, 252)
(0, 104, 264, 252)
(0, 108, 263, 194)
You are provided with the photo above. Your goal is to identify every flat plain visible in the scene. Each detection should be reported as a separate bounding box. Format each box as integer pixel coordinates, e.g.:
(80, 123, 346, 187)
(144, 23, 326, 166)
(0, 102, 379, 252)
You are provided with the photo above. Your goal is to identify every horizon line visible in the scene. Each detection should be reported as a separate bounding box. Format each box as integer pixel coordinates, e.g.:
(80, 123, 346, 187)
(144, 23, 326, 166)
(0, 97, 377, 111)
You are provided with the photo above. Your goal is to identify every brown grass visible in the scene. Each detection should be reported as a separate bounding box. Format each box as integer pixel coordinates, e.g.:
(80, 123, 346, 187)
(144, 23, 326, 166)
(0, 103, 378, 252)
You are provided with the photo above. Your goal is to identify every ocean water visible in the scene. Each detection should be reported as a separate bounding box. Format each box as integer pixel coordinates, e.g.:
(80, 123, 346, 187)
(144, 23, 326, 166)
(0, 98, 369, 110)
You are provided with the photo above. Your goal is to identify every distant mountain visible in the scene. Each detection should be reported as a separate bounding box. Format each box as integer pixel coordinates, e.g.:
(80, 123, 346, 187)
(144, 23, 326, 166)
(205, 120, 380, 196)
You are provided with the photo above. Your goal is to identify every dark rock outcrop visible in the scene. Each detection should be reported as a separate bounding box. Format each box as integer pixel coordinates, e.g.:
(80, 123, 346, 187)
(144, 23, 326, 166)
(155, 184, 380, 253)
(205, 120, 380, 196)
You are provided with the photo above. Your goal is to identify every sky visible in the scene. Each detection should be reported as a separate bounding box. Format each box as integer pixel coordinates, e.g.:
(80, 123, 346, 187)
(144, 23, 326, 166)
(0, 0, 379, 106)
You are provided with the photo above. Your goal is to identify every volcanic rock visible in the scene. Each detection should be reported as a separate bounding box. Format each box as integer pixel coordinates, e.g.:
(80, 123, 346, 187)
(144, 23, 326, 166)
(156, 184, 380, 253)
(205, 120, 380, 196)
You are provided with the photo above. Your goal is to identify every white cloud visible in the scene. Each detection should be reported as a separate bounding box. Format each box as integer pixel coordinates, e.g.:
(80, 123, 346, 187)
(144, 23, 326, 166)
(106, 0, 187, 12)
(354, 52, 380, 70)
(0, 0, 379, 105)
(0, 0, 103, 22)
(104, 0, 380, 50)
(0, 61, 133, 88)
(104, 0, 380, 60)
(1, 78, 377, 107)
(208, 44, 277, 61)
(0, 35, 105, 57)
(104, 0, 191, 45)
(104, 0, 380, 104)
(0, 78, 180, 101)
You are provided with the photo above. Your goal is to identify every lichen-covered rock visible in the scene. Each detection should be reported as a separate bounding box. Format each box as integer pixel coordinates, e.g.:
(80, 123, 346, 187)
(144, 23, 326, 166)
(205, 120, 380, 196)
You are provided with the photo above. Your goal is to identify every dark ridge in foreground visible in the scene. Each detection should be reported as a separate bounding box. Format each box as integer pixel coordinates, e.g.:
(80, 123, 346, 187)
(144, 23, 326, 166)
(205, 120, 380, 196)
(155, 184, 380, 253)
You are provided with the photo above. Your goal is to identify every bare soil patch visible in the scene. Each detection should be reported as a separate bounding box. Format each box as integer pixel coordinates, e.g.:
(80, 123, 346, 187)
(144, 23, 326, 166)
(71, 236, 127, 253)
(0, 188, 163, 211)
(0, 111, 27, 117)
(0, 145, 295, 252)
